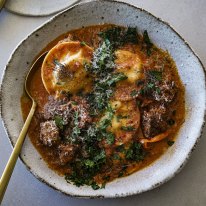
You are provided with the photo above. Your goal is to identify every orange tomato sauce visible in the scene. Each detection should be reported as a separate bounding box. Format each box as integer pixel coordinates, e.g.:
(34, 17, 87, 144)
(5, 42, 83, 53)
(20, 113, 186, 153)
(21, 24, 185, 183)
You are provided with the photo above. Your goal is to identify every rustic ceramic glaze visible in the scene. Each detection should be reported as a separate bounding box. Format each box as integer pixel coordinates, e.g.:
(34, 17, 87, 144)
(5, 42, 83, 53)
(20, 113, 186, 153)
(1, 0, 205, 198)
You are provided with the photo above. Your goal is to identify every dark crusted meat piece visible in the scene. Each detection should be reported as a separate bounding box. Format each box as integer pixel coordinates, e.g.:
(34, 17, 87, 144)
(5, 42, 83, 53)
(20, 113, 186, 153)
(43, 96, 71, 124)
(40, 120, 60, 146)
(141, 103, 170, 138)
(44, 95, 92, 129)
(153, 80, 176, 103)
(58, 143, 77, 165)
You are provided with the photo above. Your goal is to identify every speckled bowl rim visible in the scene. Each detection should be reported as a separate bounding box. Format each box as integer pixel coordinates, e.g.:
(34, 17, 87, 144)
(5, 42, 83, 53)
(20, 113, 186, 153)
(0, 0, 206, 199)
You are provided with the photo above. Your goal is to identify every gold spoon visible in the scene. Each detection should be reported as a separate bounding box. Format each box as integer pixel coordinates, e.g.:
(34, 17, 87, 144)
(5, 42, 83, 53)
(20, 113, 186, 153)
(0, 0, 6, 11)
(0, 52, 47, 204)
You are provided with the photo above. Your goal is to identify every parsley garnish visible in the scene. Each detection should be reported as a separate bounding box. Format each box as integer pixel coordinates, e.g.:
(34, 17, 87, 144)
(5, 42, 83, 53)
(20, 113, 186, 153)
(99, 26, 138, 48)
(86, 40, 127, 115)
(113, 153, 121, 160)
(105, 132, 115, 144)
(167, 140, 175, 146)
(148, 70, 162, 81)
(130, 90, 138, 97)
(98, 105, 115, 145)
(118, 165, 127, 177)
(140, 70, 163, 95)
(116, 115, 130, 122)
(80, 41, 87, 46)
(54, 115, 64, 130)
(121, 126, 135, 131)
(125, 142, 145, 161)
(89, 39, 115, 76)
(143, 30, 153, 56)
(70, 111, 81, 143)
(64, 26, 149, 190)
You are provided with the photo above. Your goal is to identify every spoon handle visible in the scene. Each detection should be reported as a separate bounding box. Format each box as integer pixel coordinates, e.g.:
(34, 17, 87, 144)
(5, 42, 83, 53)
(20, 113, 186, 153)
(0, 0, 6, 11)
(0, 101, 37, 204)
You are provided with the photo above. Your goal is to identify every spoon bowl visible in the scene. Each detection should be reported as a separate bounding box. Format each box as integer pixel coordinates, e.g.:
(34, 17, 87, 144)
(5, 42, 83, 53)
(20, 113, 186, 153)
(25, 52, 48, 99)
(0, 52, 47, 204)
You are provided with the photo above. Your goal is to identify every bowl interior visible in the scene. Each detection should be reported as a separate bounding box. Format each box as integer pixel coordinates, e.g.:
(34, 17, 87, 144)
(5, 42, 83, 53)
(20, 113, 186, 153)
(1, 0, 205, 198)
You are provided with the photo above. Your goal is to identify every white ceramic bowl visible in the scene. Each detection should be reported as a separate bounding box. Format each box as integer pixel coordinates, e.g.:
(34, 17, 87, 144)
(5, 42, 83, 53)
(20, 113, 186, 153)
(1, 0, 205, 198)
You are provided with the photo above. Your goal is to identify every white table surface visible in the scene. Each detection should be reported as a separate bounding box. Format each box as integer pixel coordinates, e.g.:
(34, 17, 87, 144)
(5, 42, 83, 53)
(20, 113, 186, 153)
(0, 0, 206, 205)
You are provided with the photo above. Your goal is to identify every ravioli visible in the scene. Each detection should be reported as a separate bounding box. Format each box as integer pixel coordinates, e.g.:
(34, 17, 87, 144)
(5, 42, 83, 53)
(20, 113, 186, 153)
(109, 100, 140, 146)
(115, 49, 143, 83)
(41, 41, 93, 95)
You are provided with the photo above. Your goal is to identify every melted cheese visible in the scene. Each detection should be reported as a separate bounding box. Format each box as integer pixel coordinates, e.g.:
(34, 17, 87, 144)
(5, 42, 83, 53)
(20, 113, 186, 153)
(41, 41, 93, 95)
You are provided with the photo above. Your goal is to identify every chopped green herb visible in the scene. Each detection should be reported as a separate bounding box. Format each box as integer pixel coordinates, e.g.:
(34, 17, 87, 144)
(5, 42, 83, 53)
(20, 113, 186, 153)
(143, 30, 153, 56)
(125, 142, 145, 161)
(54, 115, 64, 130)
(167, 119, 175, 125)
(140, 70, 163, 95)
(86, 40, 127, 115)
(105, 72, 128, 87)
(116, 115, 130, 122)
(99, 26, 138, 48)
(116, 145, 125, 153)
(84, 159, 95, 168)
(86, 125, 99, 140)
(105, 132, 115, 144)
(167, 140, 175, 146)
(118, 165, 127, 177)
(98, 105, 114, 131)
(65, 172, 84, 187)
(90, 39, 115, 76)
(156, 87, 161, 94)
(124, 27, 138, 44)
(91, 182, 100, 190)
(70, 111, 81, 142)
(65, 149, 106, 189)
(80, 41, 87, 46)
(99, 27, 122, 47)
(147, 82, 155, 88)
(148, 70, 162, 81)
(118, 171, 124, 177)
(113, 153, 121, 160)
(94, 149, 106, 162)
(71, 101, 78, 105)
(121, 126, 135, 131)
(103, 175, 110, 181)
(130, 90, 138, 97)
(136, 100, 141, 107)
